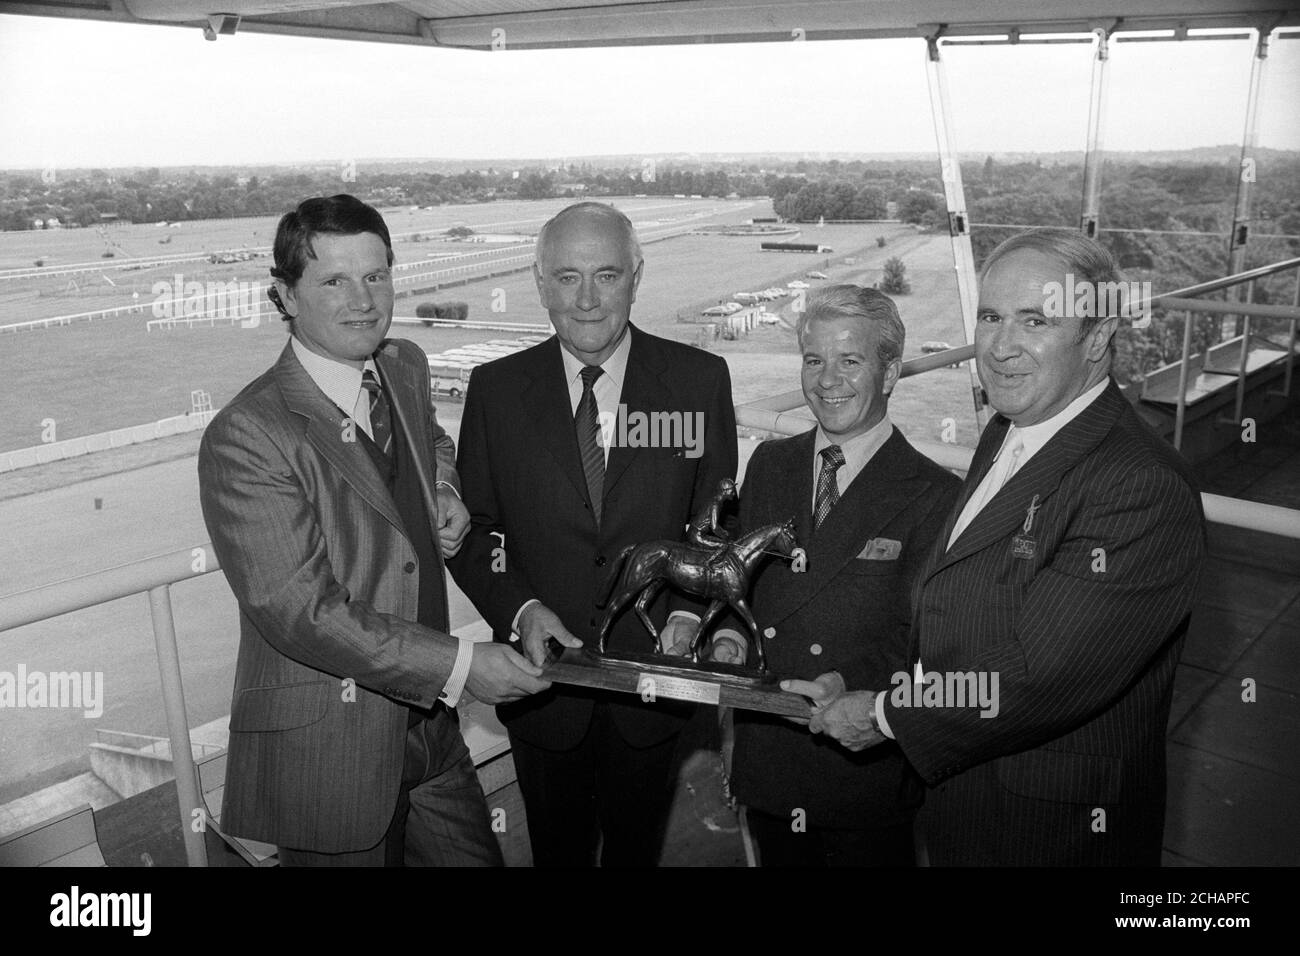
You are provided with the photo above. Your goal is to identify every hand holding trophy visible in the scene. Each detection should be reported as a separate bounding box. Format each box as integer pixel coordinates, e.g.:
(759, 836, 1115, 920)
(542, 480, 813, 717)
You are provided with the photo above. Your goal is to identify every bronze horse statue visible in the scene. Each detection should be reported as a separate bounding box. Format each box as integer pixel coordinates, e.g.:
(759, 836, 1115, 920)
(597, 518, 801, 672)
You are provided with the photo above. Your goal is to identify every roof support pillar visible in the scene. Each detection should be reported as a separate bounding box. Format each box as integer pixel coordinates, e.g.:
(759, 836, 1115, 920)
(924, 29, 989, 429)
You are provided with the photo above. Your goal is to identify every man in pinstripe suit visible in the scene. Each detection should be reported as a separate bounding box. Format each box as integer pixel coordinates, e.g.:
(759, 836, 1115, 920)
(793, 232, 1206, 865)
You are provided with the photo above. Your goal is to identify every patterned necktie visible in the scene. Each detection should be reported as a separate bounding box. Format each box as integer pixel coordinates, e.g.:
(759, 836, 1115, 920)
(576, 365, 605, 526)
(947, 427, 1025, 548)
(361, 369, 393, 457)
(813, 444, 845, 530)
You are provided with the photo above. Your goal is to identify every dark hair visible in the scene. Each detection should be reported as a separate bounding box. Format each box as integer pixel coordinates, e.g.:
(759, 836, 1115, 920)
(269, 194, 394, 318)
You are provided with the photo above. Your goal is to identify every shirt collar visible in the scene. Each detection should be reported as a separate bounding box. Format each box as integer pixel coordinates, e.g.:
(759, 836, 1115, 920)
(291, 335, 379, 415)
(813, 413, 894, 475)
(1008, 377, 1109, 461)
(559, 325, 632, 397)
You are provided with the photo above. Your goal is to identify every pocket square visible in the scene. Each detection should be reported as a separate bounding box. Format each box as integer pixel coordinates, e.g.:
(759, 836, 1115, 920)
(858, 538, 901, 560)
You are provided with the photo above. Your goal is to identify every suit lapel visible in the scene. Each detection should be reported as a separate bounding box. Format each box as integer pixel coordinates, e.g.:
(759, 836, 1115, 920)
(763, 427, 923, 625)
(931, 416, 1008, 554)
(929, 380, 1126, 577)
(604, 325, 673, 500)
(521, 337, 592, 509)
(275, 340, 405, 536)
(377, 342, 442, 537)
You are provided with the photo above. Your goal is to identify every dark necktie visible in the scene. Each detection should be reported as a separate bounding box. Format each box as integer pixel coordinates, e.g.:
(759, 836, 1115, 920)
(813, 444, 845, 530)
(576, 365, 605, 526)
(361, 369, 393, 457)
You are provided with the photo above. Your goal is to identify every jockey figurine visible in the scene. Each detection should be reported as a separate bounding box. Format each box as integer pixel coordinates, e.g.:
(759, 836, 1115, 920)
(687, 478, 738, 565)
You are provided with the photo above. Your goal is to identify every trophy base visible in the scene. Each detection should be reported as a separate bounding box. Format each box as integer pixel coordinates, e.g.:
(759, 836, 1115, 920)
(542, 645, 811, 718)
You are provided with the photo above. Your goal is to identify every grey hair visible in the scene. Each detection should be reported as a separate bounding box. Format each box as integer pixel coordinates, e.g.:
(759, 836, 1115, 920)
(796, 284, 905, 368)
(536, 201, 643, 270)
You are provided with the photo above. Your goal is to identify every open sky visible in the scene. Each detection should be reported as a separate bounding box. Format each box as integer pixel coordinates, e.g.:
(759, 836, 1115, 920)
(0, 13, 1297, 169)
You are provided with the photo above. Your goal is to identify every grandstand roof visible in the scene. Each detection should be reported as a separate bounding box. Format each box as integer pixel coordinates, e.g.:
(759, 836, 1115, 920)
(3, 0, 1296, 50)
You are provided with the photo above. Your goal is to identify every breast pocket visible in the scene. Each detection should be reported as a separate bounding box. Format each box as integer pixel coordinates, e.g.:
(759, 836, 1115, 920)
(230, 680, 332, 733)
(844, 557, 903, 577)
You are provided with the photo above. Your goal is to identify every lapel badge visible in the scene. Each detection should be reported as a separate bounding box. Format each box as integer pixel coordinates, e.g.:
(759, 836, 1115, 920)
(1011, 493, 1040, 560)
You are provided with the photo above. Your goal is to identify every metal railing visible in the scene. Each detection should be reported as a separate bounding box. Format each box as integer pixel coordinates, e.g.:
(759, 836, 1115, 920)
(0, 546, 216, 866)
(1156, 298, 1300, 449)
(4, 254, 1299, 868)
(3, 386, 1299, 868)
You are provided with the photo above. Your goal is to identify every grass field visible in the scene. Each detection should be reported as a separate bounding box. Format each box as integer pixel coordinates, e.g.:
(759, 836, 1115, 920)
(0, 196, 749, 321)
(0, 201, 979, 462)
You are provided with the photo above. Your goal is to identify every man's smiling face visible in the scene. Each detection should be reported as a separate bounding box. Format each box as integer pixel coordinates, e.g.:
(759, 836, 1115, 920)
(976, 248, 1110, 427)
(800, 314, 898, 442)
(279, 231, 393, 368)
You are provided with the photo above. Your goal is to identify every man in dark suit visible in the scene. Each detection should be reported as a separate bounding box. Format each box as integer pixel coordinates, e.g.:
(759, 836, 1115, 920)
(448, 201, 738, 866)
(801, 232, 1206, 865)
(707, 285, 960, 866)
(199, 195, 549, 866)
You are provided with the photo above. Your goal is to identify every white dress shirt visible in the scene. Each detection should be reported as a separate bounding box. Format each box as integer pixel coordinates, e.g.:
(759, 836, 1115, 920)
(875, 377, 1111, 739)
(559, 326, 632, 464)
(291, 336, 473, 707)
(811, 414, 895, 515)
(513, 330, 692, 644)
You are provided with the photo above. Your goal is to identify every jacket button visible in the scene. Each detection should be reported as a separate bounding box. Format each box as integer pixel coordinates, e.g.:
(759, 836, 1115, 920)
(764, 627, 776, 640)
(810, 643, 823, 656)
(404, 561, 416, 573)
(595, 556, 607, 567)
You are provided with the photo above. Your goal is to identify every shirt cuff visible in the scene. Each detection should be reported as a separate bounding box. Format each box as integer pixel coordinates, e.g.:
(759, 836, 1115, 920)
(667, 610, 700, 623)
(875, 690, 895, 740)
(438, 636, 475, 708)
(435, 480, 461, 499)
(511, 598, 541, 638)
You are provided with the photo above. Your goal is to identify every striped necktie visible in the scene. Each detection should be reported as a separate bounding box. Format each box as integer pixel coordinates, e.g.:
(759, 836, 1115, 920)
(813, 444, 845, 530)
(576, 365, 605, 525)
(361, 369, 393, 457)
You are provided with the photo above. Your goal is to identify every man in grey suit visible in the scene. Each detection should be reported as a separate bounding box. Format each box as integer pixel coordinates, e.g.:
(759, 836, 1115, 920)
(199, 195, 548, 866)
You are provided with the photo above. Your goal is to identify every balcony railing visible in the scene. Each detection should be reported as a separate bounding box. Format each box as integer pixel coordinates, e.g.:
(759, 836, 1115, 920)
(4, 255, 1299, 865)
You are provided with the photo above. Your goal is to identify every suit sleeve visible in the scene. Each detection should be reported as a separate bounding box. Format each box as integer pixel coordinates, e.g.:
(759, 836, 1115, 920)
(403, 339, 460, 496)
(889, 464, 1206, 784)
(668, 356, 739, 616)
(198, 407, 460, 707)
(429, 399, 460, 496)
(445, 366, 537, 638)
